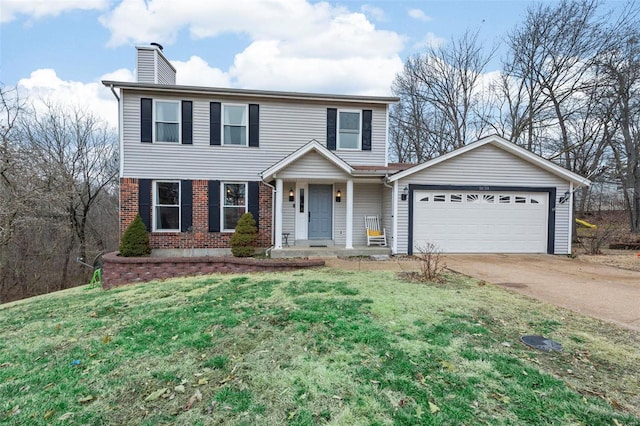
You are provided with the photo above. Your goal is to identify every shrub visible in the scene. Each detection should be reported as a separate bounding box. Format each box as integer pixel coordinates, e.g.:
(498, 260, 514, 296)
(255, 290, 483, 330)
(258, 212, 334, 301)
(414, 242, 446, 282)
(119, 214, 151, 257)
(230, 212, 258, 257)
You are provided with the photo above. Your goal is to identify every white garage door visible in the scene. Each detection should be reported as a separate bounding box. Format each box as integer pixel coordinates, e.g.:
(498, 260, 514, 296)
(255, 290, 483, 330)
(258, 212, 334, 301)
(412, 191, 548, 253)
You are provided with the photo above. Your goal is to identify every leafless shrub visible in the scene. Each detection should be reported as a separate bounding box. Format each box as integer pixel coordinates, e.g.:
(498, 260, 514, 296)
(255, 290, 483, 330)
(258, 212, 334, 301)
(577, 224, 618, 255)
(414, 243, 446, 282)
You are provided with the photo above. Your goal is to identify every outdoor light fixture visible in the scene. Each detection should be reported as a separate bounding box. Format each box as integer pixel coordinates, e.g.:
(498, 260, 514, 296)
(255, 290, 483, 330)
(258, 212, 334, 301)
(559, 190, 571, 204)
(401, 186, 409, 201)
(289, 188, 295, 202)
(335, 189, 342, 202)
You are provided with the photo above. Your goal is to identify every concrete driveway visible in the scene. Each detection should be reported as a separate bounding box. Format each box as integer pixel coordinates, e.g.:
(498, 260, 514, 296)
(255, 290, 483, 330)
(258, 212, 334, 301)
(442, 254, 640, 332)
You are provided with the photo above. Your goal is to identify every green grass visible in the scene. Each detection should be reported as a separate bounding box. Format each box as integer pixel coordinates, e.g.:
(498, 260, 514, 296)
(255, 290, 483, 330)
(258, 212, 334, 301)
(1, 269, 639, 425)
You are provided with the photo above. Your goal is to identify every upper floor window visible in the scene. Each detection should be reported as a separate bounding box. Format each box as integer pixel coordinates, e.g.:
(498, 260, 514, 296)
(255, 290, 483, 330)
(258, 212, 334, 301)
(223, 182, 247, 231)
(338, 110, 361, 150)
(154, 181, 180, 231)
(223, 104, 248, 146)
(155, 100, 180, 143)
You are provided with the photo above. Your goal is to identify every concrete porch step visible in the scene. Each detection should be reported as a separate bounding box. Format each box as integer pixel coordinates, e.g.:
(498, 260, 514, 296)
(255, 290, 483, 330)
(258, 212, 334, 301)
(271, 245, 391, 258)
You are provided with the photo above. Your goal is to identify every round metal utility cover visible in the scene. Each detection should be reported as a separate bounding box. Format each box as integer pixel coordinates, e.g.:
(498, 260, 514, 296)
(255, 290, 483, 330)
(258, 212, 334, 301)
(520, 335, 562, 352)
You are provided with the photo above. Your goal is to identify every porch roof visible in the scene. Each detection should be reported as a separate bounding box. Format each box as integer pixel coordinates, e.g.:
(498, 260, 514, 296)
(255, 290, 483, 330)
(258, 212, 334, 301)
(261, 140, 403, 181)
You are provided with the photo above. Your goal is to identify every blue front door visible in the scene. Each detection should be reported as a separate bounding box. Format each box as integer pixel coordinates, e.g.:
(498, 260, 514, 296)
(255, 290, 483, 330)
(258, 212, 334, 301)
(308, 184, 332, 239)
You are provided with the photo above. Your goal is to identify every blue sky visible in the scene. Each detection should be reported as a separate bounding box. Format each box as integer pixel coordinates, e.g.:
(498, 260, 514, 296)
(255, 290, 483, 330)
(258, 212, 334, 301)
(0, 0, 607, 126)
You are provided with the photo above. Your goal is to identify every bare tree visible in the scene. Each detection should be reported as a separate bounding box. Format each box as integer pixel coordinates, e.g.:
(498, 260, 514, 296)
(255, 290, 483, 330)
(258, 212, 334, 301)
(504, 0, 609, 169)
(19, 102, 119, 283)
(597, 16, 640, 232)
(391, 30, 495, 162)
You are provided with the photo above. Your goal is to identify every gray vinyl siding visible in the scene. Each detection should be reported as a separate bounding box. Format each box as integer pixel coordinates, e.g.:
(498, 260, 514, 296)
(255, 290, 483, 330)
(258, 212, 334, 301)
(157, 55, 176, 85)
(278, 152, 350, 180)
(121, 91, 388, 180)
(282, 181, 296, 240)
(395, 144, 571, 255)
(334, 188, 346, 245)
(352, 184, 383, 246)
(136, 49, 156, 83)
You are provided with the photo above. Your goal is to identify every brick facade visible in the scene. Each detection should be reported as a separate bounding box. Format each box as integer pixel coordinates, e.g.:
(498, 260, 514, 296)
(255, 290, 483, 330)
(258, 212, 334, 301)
(119, 178, 273, 250)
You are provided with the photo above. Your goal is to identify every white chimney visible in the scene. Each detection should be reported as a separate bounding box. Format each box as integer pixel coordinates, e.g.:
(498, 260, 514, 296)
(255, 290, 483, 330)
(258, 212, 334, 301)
(135, 43, 176, 84)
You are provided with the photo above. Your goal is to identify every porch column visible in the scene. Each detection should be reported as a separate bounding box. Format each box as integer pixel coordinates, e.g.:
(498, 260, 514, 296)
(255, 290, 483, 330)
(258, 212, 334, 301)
(275, 178, 283, 249)
(345, 179, 354, 249)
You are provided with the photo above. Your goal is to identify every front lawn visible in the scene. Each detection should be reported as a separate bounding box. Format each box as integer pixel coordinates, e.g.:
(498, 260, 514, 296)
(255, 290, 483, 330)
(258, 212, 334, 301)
(1, 269, 638, 425)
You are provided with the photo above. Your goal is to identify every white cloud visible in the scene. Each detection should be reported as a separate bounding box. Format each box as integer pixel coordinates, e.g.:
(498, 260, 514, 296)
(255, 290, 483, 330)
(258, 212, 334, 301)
(17, 68, 129, 127)
(173, 56, 230, 87)
(98, 0, 405, 95)
(1, 0, 108, 23)
(230, 40, 401, 95)
(408, 8, 432, 22)
(361, 4, 385, 21)
(413, 32, 447, 50)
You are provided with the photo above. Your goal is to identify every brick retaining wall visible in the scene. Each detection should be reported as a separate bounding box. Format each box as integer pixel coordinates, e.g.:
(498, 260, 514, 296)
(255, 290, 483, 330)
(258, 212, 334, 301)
(102, 252, 324, 289)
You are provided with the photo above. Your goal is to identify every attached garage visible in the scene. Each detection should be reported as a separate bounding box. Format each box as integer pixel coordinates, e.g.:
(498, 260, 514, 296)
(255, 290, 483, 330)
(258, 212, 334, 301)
(411, 188, 551, 253)
(387, 136, 590, 255)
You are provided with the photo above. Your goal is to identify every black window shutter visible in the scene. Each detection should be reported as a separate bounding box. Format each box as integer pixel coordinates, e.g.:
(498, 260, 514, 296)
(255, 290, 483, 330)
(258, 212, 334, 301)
(248, 181, 260, 230)
(138, 179, 152, 231)
(210, 102, 221, 146)
(327, 108, 337, 150)
(248, 104, 259, 147)
(362, 109, 372, 151)
(180, 180, 193, 232)
(182, 101, 193, 145)
(208, 180, 221, 232)
(141, 98, 153, 143)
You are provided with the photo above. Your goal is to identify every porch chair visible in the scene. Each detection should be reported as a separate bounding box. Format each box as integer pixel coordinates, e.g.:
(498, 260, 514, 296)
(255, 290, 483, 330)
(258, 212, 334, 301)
(365, 215, 387, 246)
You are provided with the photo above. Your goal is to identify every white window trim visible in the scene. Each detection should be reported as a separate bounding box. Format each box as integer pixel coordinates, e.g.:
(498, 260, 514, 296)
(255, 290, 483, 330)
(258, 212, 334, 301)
(153, 99, 181, 143)
(337, 109, 362, 150)
(221, 181, 248, 232)
(221, 103, 249, 147)
(152, 180, 181, 232)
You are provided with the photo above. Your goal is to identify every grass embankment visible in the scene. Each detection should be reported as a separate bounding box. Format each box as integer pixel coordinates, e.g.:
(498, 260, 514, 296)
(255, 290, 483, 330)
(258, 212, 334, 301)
(1, 269, 639, 425)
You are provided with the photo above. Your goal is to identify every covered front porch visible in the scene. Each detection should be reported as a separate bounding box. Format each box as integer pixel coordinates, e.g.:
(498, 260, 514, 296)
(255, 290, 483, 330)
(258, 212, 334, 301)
(262, 140, 396, 255)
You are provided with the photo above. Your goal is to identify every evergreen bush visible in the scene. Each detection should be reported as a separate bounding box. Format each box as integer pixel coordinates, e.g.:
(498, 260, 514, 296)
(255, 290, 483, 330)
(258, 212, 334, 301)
(119, 214, 151, 257)
(230, 212, 258, 257)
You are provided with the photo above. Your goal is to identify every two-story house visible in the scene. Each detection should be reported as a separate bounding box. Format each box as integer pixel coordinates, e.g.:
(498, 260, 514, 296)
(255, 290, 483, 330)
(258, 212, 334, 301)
(104, 44, 402, 257)
(105, 44, 588, 257)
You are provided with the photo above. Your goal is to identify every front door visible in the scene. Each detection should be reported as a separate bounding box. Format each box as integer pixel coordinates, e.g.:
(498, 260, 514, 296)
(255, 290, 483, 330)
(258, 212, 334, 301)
(308, 184, 333, 239)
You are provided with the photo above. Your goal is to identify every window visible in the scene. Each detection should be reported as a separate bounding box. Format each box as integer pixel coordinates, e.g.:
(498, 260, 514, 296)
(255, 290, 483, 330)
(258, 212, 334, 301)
(338, 110, 361, 149)
(154, 181, 180, 231)
(223, 105, 248, 145)
(450, 194, 462, 203)
(223, 183, 246, 230)
(155, 100, 180, 142)
(483, 194, 495, 203)
(434, 194, 446, 202)
(499, 195, 511, 203)
(515, 196, 527, 204)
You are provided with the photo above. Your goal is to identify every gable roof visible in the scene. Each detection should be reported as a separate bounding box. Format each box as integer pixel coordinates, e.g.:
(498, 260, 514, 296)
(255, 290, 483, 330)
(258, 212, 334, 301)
(261, 139, 354, 181)
(387, 135, 591, 186)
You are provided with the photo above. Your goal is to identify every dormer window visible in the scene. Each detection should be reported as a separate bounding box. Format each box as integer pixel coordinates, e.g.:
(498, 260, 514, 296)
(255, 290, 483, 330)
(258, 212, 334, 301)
(223, 104, 248, 146)
(155, 100, 180, 143)
(338, 110, 361, 150)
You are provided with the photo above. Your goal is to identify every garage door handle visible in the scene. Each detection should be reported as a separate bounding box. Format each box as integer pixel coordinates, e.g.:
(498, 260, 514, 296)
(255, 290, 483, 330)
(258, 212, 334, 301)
(308, 211, 311, 223)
